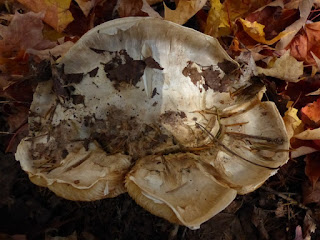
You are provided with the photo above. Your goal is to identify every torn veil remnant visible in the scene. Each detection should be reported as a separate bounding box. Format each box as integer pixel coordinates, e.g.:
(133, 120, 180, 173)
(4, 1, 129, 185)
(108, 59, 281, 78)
(15, 17, 289, 229)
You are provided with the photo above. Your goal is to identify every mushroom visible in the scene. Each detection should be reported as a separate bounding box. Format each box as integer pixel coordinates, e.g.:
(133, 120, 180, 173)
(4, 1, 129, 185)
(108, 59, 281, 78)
(15, 17, 289, 229)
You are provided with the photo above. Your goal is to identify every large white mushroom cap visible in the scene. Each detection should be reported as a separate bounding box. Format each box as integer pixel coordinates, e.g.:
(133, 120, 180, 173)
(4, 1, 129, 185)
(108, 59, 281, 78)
(16, 17, 289, 229)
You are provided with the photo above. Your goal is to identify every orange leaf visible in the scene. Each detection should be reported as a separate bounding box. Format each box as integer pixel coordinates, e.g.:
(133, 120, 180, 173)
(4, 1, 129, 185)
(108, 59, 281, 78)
(301, 97, 320, 127)
(289, 22, 320, 65)
(17, 0, 74, 32)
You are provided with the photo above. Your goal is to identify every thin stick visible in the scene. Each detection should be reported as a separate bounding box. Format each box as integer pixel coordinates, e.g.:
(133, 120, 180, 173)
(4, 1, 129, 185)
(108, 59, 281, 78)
(261, 186, 309, 211)
(0, 131, 14, 135)
(225, 131, 284, 144)
(196, 122, 279, 170)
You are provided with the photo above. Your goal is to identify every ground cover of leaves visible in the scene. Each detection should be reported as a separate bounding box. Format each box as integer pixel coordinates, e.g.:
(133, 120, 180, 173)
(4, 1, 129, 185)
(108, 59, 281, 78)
(1, 0, 320, 239)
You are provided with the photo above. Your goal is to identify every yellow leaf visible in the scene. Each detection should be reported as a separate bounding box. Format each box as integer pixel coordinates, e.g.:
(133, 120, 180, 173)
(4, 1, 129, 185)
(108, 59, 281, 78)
(205, 0, 230, 37)
(164, 0, 206, 25)
(283, 101, 303, 140)
(256, 50, 304, 82)
(205, 0, 271, 38)
(17, 0, 74, 32)
(239, 18, 288, 45)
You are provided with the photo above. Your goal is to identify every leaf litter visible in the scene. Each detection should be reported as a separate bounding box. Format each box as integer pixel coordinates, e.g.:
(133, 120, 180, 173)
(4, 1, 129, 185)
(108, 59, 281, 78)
(1, 0, 320, 239)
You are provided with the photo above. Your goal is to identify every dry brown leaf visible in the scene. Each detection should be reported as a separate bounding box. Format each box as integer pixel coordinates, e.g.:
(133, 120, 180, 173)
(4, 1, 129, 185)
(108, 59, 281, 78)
(291, 146, 318, 158)
(301, 97, 320, 126)
(289, 22, 320, 65)
(306, 88, 320, 96)
(27, 40, 74, 60)
(303, 180, 320, 204)
(238, 18, 288, 45)
(74, 0, 99, 16)
(256, 50, 304, 82)
(205, 0, 271, 38)
(17, 0, 74, 32)
(117, 0, 160, 18)
(164, 0, 206, 25)
(276, 0, 313, 50)
(0, 11, 56, 58)
(305, 152, 320, 188)
(295, 128, 320, 140)
(283, 101, 303, 140)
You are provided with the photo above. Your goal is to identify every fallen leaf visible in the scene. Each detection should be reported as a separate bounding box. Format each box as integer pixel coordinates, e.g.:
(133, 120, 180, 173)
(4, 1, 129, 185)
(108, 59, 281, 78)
(303, 180, 320, 204)
(256, 50, 304, 82)
(74, 0, 99, 16)
(251, 206, 269, 240)
(303, 210, 317, 240)
(205, 0, 228, 37)
(306, 88, 320, 96)
(164, 0, 207, 25)
(117, 0, 160, 18)
(141, 0, 161, 18)
(289, 22, 320, 65)
(17, 0, 74, 32)
(27, 40, 74, 60)
(301, 97, 320, 126)
(295, 128, 320, 140)
(276, 0, 313, 50)
(0, 12, 56, 58)
(90, 0, 118, 27)
(291, 146, 318, 158)
(305, 152, 320, 187)
(233, 3, 300, 50)
(205, 0, 271, 38)
(4, 104, 29, 133)
(146, 0, 162, 4)
(238, 18, 288, 45)
(283, 101, 303, 140)
(117, 0, 147, 17)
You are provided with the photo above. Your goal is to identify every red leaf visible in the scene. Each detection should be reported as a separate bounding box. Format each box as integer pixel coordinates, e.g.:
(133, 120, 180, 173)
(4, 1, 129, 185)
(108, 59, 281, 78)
(117, 0, 148, 18)
(289, 22, 320, 65)
(301, 97, 320, 127)
(0, 11, 56, 59)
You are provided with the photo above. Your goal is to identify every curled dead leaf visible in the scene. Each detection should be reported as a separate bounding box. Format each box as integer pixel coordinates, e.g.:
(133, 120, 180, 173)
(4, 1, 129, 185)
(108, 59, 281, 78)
(164, 0, 206, 25)
(17, 0, 74, 32)
(74, 0, 99, 17)
(301, 97, 320, 126)
(0, 11, 56, 58)
(289, 22, 320, 65)
(283, 101, 303, 140)
(256, 51, 304, 82)
(238, 18, 288, 45)
(205, 0, 272, 38)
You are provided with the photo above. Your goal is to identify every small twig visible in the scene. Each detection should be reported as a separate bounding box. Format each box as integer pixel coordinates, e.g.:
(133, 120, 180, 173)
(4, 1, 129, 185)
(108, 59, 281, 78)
(0, 100, 30, 104)
(196, 122, 278, 170)
(225, 131, 284, 144)
(0, 131, 14, 135)
(261, 186, 310, 211)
